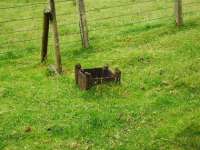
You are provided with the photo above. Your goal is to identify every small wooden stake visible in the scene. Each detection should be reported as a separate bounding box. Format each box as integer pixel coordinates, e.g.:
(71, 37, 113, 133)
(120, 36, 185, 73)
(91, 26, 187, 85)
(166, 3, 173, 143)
(49, 0, 62, 74)
(175, 0, 183, 27)
(77, 0, 89, 48)
(41, 9, 50, 63)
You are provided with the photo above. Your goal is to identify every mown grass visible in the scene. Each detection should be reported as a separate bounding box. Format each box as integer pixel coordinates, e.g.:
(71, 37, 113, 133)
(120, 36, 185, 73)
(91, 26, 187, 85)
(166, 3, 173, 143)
(0, 0, 200, 149)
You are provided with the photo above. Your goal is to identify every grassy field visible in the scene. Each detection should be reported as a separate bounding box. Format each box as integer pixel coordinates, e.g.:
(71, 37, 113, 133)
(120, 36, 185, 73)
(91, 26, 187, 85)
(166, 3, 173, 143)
(0, 0, 200, 149)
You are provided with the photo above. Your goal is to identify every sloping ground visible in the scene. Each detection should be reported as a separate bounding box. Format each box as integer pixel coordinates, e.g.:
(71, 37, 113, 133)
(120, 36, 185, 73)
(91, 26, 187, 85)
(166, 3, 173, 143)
(0, 0, 200, 149)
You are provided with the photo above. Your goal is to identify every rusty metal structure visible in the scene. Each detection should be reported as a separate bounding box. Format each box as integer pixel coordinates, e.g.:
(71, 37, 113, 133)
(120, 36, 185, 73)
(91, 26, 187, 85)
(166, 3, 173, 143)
(75, 64, 121, 90)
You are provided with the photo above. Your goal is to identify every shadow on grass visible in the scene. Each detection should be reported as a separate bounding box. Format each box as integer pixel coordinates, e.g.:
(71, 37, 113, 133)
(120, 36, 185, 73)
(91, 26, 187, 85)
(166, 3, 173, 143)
(62, 19, 199, 64)
(121, 23, 163, 35)
(0, 136, 6, 150)
(175, 123, 200, 150)
(117, 20, 199, 48)
(79, 83, 127, 101)
(0, 51, 23, 61)
(0, 45, 37, 64)
(62, 45, 105, 61)
(0, 132, 35, 149)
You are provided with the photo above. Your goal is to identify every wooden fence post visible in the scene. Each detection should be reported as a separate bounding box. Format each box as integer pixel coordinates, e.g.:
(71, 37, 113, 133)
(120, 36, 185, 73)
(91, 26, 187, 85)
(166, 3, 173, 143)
(49, 0, 62, 74)
(41, 9, 50, 63)
(77, 0, 89, 48)
(175, 0, 183, 27)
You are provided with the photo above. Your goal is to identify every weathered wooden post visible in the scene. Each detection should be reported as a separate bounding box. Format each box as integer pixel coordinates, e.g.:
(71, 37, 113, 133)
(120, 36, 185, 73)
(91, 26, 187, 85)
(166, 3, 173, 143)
(41, 9, 51, 63)
(49, 0, 62, 74)
(77, 0, 89, 48)
(85, 72, 92, 90)
(175, 0, 183, 27)
(75, 64, 81, 85)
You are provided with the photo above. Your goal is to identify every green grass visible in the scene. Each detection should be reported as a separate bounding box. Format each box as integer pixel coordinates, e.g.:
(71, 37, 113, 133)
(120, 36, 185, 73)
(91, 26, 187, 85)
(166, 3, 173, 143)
(0, 0, 200, 149)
